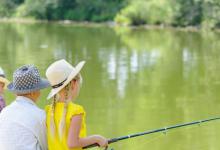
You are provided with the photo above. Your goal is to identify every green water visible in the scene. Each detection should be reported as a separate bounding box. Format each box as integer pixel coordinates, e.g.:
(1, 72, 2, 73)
(1, 22, 220, 150)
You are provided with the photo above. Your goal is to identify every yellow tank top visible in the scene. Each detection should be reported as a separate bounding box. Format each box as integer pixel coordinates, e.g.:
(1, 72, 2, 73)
(45, 102, 87, 150)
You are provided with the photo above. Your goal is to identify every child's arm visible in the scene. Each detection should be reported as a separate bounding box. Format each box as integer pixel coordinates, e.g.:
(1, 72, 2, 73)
(67, 114, 108, 149)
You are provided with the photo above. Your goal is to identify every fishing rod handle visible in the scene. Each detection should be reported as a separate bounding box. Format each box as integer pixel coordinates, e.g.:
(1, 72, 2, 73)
(83, 143, 99, 149)
(83, 138, 118, 149)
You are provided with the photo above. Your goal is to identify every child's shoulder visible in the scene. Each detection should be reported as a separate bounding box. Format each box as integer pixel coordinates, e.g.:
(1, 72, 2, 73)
(68, 102, 85, 115)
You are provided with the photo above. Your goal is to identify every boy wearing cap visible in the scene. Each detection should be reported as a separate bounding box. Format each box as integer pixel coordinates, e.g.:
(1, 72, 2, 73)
(0, 67, 9, 112)
(0, 65, 50, 150)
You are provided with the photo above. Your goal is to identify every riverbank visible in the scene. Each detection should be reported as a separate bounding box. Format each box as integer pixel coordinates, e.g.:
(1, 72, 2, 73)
(1, 18, 219, 33)
(0, 18, 115, 27)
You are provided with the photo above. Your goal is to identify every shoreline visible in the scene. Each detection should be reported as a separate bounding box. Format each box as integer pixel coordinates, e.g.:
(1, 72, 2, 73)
(0, 18, 219, 32)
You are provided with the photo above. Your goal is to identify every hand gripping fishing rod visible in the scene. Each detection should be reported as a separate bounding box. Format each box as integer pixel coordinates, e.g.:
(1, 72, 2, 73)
(83, 116, 220, 149)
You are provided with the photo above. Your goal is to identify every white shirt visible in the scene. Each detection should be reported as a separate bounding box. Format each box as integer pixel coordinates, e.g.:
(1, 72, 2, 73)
(0, 96, 47, 150)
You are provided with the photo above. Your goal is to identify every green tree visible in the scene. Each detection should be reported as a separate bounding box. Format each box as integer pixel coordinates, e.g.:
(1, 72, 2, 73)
(0, 0, 24, 17)
(115, 0, 175, 25)
(174, 0, 203, 26)
(202, 0, 220, 28)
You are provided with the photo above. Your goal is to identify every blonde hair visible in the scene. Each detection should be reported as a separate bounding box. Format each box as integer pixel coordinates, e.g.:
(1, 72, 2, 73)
(50, 74, 82, 139)
(50, 95, 57, 138)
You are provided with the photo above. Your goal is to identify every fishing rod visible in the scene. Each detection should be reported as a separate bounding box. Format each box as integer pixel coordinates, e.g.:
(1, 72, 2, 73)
(83, 116, 220, 149)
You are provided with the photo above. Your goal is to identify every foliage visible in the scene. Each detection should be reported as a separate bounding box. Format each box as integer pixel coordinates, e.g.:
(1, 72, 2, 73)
(0, 0, 24, 17)
(174, 0, 203, 26)
(0, 0, 126, 21)
(1, 0, 220, 29)
(115, 0, 220, 28)
(115, 0, 176, 25)
(202, 0, 220, 28)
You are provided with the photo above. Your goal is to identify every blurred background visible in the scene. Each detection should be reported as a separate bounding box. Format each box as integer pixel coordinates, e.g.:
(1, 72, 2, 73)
(1, 0, 220, 28)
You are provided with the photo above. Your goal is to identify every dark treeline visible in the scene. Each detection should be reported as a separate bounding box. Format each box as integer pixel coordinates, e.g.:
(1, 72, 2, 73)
(0, 0, 125, 22)
(0, 0, 220, 28)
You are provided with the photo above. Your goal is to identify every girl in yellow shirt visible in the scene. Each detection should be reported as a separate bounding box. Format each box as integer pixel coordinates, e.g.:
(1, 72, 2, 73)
(45, 59, 108, 150)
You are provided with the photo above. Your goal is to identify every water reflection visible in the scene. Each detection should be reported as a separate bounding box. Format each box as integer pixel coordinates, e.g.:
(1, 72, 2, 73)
(0, 23, 220, 149)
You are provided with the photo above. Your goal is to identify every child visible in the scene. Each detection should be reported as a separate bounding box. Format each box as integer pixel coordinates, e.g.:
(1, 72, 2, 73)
(45, 59, 108, 150)
(0, 67, 9, 112)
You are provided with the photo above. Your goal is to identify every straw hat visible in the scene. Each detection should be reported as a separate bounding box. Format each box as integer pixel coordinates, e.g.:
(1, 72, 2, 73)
(7, 65, 50, 94)
(0, 67, 10, 89)
(46, 59, 86, 99)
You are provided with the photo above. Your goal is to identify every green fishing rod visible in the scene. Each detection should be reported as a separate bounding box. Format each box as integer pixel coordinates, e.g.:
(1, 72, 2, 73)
(83, 116, 220, 149)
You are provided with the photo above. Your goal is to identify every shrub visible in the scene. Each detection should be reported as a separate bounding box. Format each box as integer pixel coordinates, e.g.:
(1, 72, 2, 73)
(115, 0, 175, 26)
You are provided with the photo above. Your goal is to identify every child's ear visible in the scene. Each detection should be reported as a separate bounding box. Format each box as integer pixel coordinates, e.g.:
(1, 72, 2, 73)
(71, 80, 76, 89)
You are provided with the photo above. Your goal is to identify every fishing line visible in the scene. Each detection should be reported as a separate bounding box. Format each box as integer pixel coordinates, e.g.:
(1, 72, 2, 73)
(83, 117, 220, 149)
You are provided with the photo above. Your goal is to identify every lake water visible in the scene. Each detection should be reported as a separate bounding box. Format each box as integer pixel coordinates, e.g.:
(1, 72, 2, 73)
(0, 22, 220, 150)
